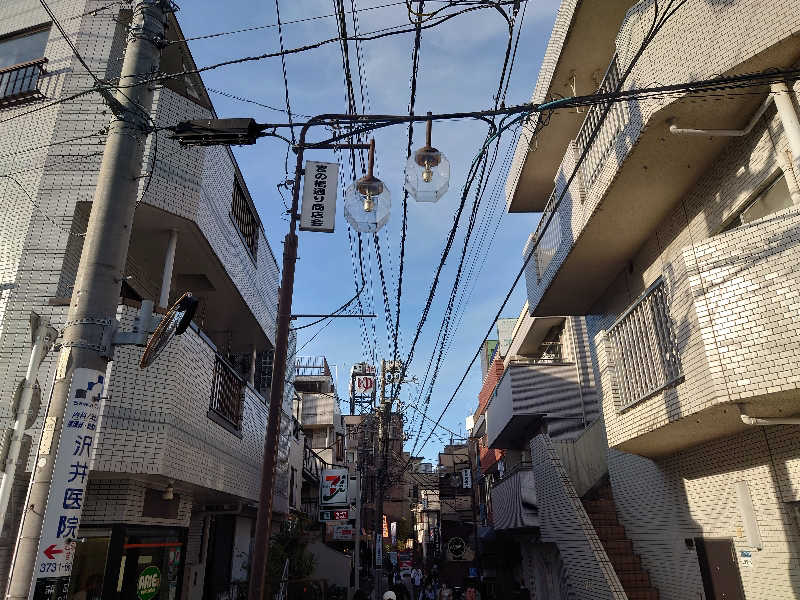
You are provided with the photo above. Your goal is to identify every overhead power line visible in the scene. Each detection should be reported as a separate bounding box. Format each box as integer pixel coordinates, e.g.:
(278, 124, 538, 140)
(411, 0, 695, 458)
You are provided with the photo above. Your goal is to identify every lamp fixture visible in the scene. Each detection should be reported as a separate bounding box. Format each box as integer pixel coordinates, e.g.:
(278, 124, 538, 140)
(163, 481, 174, 501)
(404, 112, 450, 203)
(344, 138, 391, 232)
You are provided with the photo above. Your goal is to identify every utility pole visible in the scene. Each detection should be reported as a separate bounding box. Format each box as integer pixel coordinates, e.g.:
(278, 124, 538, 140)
(5, 2, 171, 598)
(373, 359, 388, 599)
(353, 472, 362, 599)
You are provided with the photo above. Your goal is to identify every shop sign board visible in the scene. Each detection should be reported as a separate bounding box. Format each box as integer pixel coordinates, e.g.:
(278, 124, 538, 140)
(31, 369, 105, 599)
(137, 566, 162, 600)
(354, 375, 375, 394)
(300, 161, 338, 233)
(332, 524, 355, 541)
(319, 509, 350, 521)
(320, 468, 349, 506)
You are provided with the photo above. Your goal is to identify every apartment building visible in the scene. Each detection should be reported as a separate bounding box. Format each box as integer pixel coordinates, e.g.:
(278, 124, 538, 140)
(296, 356, 344, 468)
(472, 310, 616, 600)
(0, 2, 292, 599)
(507, 0, 800, 598)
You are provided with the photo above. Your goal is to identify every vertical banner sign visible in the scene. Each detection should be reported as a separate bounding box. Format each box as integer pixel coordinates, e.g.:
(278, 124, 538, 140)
(375, 533, 383, 567)
(300, 160, 338, 233)
(390, 521, 397, 545)
(382, 515, 389, 539)
(461, 468, 472, 489)
(31, 369, 105, 600)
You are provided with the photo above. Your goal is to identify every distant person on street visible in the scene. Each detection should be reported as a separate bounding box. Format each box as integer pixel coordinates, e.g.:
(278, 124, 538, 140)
(438, 582, 453, 600)
(419, 581, 437, 600)
(411, 566, 423, 598)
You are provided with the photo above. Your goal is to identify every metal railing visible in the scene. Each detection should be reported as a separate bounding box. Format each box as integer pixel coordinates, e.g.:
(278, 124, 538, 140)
(575, 55, 626, 190)
(491, 461, 532, 488)
(302, 441, 326, 481)
(533, 189, 562, 281)
(607, 277, 682, 410)
(210, 354, 246, 429)
(0, 58, 47, 107)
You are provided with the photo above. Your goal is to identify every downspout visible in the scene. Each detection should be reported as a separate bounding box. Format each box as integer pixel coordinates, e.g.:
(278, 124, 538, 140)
(740, 414, 800, 426)
(771, 82, 800, 185)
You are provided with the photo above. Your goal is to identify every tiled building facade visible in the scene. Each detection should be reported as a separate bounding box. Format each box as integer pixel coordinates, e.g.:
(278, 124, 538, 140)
(503, 0, 800, 598)
(0, 1, 289, 598)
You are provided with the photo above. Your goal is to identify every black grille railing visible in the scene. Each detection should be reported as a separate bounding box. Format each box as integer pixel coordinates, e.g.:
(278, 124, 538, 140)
(607, 277, 682, 410)
(210, 354, 246, 429)
(0, 58, 47, 107)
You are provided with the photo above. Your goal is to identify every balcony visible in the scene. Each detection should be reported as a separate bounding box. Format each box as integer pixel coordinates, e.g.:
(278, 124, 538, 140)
(93, 304, 272, 502)
(517, 2, 800, 317)
(0, 58, 47, 107)
(486, 358, 575, 449)
(599, 207, 800, 457)
(490, 463, 538, 531)
(506, 0, 632, 212)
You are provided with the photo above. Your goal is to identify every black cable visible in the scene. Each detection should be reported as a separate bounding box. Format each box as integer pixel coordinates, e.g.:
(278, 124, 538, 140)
(289, 284, 365, 331)
(274, 0, 296, 145)
(411, 0, 693, 459)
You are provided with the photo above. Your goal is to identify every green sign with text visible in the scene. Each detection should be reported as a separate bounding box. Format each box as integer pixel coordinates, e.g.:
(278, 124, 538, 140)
(137, 565, 161, 600)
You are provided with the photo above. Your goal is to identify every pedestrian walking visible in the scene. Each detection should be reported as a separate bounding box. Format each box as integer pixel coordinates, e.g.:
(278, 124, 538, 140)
(411, 566, 423, 599)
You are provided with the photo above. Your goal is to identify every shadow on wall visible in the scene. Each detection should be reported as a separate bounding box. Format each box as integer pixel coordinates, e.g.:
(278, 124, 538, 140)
(610, 421, 800, 600)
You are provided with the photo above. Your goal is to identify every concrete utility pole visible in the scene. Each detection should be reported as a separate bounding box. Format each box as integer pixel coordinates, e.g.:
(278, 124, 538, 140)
(5, 2, 170, 598)
(373, 359, 388, 599)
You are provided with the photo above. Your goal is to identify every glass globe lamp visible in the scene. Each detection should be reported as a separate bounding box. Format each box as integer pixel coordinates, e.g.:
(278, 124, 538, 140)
(403, 113, 450, 203)
(344, 139, 392, 233)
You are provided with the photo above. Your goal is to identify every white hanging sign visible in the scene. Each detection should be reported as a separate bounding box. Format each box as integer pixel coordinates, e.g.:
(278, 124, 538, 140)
(300, 161, 338, 233)
(320, 468, 349, 506)
(31, 369, 106, 600)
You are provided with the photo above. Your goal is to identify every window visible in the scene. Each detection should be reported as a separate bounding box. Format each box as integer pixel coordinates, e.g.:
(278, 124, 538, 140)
(723, 174, 793, 232)
(0, 26, 49, 106)
(209, 354, 245, 431)
(0, 27, 49, 69)
(231, 179, 259, 260)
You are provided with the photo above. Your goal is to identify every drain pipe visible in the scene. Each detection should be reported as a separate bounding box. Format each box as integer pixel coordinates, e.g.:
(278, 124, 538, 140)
(740, 414, 800, 426)
(771, 82, 800, 187)
(668, 94, 774, 137)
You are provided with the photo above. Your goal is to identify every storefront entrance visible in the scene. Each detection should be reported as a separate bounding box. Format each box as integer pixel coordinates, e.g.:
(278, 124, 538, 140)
(70, 525, 186, 600)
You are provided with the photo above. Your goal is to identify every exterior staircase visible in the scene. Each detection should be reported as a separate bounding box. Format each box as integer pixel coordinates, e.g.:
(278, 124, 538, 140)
(582, 484, 659, 600)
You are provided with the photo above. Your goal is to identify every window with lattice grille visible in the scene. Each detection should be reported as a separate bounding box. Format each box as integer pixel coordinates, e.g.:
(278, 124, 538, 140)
(231, 179, 259, 260)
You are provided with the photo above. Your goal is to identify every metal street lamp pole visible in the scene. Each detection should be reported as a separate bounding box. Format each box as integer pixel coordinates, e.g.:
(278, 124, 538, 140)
(248, 116, 370, 600)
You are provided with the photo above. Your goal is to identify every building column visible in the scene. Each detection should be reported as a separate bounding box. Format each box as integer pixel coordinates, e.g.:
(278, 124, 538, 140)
(159, 229, 178, 308)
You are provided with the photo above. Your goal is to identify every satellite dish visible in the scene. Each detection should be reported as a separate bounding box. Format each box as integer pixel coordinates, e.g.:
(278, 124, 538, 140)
(139, 292, 199, 369)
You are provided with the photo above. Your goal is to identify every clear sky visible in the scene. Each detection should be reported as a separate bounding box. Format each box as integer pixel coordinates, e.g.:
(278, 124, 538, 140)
(176, 0, 560, 462)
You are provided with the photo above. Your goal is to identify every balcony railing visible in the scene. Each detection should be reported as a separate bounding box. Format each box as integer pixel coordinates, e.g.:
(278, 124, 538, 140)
(0, 58, 48, 107)
(303, 441, 326, 482)
(209, 354, 246, 429)
(575, 55, 626, 190)
(490, 461, 532, 488)
(532, 190, 562, 281)
(607, 277, 682, 410)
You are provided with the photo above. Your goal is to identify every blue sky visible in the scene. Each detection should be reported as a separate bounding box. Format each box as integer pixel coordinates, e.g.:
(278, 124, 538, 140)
(177, 0, 560, 462)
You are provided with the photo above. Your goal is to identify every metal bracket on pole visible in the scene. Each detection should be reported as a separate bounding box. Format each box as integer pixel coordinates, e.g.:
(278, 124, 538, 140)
(112, 300, 160, 348)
